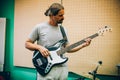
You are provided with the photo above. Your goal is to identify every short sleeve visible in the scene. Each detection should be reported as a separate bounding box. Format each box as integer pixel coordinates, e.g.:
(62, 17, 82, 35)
(28, 25, 39, 42)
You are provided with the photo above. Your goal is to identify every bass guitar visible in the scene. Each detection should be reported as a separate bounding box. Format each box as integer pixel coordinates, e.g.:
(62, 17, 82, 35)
(32, 26, 112, 76)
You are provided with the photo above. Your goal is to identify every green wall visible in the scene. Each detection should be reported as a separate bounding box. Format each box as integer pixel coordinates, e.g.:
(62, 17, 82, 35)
(0, 0, 36, 80)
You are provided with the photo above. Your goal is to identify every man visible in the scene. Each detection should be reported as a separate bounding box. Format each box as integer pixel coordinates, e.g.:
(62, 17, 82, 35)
(25, 3, 91, 80)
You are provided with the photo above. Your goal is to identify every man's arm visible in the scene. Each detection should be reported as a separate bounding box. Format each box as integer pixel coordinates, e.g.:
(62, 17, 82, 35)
(66, 38, 91, 53)
(25, 39, 50, 57)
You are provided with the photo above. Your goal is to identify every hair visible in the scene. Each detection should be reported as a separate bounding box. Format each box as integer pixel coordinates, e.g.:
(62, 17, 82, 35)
(44, 3, 64, 16)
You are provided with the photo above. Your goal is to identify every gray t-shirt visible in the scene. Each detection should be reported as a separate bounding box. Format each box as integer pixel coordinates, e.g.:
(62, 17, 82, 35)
(29, 22, 68, 47)
(29, 22, 68, 67)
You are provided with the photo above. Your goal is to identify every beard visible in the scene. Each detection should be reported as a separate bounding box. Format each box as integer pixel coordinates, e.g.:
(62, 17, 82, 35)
(57, 19, 63, 24)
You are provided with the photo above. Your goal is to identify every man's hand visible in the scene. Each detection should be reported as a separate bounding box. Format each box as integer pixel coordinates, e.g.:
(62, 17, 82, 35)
(83, 38, 91, 47)
(38, 46, 50, 57)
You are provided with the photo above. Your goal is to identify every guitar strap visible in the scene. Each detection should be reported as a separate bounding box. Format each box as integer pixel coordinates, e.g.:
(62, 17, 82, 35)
(60, 25, 68, 43)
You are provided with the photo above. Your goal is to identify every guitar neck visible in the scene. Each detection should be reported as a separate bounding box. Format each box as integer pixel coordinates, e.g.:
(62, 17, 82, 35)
(61, 33, 99, 53)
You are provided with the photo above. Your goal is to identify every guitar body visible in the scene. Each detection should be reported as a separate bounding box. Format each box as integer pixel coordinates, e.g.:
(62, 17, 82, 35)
(32, 40, 68, 76)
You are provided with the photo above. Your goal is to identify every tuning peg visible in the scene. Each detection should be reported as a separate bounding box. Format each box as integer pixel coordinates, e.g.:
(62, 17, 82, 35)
(105, 26, 108, 28)
(109, 28, 112, 32)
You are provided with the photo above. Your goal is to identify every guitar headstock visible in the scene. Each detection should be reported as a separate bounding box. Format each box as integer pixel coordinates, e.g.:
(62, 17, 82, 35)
(97, 26, 112, 36)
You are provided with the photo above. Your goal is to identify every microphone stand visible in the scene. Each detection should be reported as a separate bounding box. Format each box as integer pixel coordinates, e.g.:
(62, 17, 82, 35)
(88, 61, 102, 80)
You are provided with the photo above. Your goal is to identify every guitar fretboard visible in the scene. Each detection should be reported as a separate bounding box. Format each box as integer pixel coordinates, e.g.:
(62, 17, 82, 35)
(58, 33, 99, 54)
